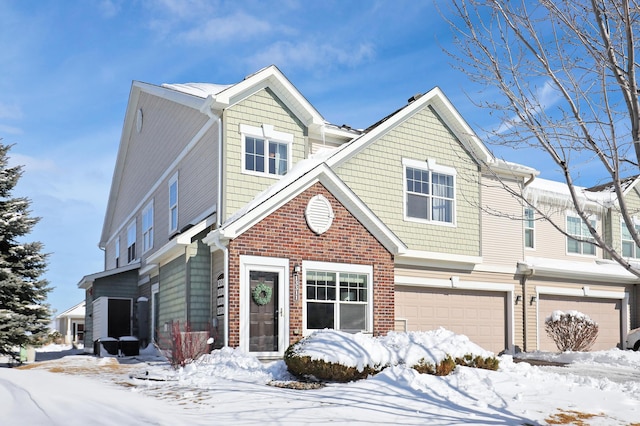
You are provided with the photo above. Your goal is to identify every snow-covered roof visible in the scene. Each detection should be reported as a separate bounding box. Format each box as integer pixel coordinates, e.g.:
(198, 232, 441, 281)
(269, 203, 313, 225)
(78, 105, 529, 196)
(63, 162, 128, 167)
(524, 177, 615, 211)
(55, 301, 85, 319)
(518, 256, 639, 283)
(161, 83, 232, 98)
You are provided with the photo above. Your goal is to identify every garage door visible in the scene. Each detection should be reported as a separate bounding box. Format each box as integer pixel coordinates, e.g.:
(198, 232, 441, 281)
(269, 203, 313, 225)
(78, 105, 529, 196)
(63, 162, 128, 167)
(395, 286, 507, 353)
(538, 295, 621, 351)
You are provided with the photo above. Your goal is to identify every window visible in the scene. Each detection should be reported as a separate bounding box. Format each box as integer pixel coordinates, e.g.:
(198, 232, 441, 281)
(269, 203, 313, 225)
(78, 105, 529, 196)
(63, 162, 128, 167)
(524, 207, 535, 249)
(621, 220, 640, 258)
(567, 215, 596, 255)
(241, 124, 292, 177)
(404, 158, 455, 224)
(115, 236, 120, 268)
(305, 262, 372, 333)
(127, 221, 136, 263)
(142, 201, 153, 253)
(169, 174, 178, 233)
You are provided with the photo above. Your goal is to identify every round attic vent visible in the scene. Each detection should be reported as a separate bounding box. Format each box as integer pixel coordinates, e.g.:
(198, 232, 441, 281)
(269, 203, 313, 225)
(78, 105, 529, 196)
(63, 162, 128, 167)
(305, 194, 334, 235)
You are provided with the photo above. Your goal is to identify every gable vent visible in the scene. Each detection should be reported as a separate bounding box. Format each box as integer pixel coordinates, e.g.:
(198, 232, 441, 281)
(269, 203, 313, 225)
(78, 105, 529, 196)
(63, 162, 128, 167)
(305, 194, 334, 235)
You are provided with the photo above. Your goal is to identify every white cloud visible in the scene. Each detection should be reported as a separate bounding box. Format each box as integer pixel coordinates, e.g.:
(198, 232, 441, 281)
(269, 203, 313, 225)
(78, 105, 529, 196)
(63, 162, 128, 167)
(0, 124, 23, 135)
(98, 0, 122, 18)
(0, 102, 23, 120)
(179, 12, 272, 43)
(248, 40, 376, 71)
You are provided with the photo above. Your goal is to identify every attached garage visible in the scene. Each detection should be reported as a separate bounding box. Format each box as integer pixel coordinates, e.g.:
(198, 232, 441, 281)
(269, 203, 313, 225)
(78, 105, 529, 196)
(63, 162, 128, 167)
(395, 285, 510, 353)
(537, 294, 623, 351)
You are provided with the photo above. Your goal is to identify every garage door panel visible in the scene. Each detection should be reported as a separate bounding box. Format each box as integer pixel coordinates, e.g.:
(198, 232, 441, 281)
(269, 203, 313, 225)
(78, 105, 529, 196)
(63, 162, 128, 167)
(538, 295, 621, 351)
(395, 286, 507, 353)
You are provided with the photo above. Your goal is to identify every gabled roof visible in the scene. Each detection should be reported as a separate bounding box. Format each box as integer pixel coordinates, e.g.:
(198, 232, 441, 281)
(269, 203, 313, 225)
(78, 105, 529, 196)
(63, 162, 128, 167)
(326, 87, 494, 169)
(100, 66, 329, 248)
(204, 152, 407, 255)
(55, 301, 85, 319)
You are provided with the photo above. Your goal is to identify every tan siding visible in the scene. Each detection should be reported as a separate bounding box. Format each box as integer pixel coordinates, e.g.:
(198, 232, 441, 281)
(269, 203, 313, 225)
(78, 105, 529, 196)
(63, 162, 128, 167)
(111, 93, 209, 233)
(223, 88, 306, 220)
(481, 175, 525, 266)
(335, 106, 481, 256)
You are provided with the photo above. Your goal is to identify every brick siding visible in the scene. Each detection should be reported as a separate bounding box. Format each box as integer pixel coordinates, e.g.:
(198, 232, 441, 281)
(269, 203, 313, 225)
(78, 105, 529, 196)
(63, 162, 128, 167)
(227, 182, 395, 348)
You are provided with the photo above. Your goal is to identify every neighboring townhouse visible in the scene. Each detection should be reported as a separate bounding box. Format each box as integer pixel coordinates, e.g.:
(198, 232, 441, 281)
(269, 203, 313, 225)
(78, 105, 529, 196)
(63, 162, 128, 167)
(78, 65, 640, 358)
(52, 301, 85, 345)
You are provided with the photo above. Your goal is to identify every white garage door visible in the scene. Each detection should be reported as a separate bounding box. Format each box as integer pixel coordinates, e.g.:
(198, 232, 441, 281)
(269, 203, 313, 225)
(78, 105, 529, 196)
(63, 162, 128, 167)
(395, 286, 507, 353)
(538, 295, 621, 351)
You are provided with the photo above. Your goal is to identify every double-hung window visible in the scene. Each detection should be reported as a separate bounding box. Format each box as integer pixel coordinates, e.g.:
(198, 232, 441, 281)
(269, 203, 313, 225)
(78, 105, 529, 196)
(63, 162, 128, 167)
(127, 221, 136, 263)
(566, 214, 596, 255)
(621, 220, 640, 258)
(115, 236, 120, 268)
(241, 124, 292, 177)
(142, 201, 153, 253)
(404, 158, 456, 224)
(304, 262, 372, 334)
(169, 173, 178, 233)
(524, 207, 535, 249)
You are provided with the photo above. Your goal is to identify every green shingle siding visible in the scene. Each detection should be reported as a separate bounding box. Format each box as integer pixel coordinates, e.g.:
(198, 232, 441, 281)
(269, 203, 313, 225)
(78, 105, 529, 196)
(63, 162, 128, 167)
(335, 106, 481, 256)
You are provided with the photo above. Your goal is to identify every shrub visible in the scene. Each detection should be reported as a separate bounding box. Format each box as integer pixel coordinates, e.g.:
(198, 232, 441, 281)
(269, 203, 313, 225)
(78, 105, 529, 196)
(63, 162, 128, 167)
(158, 320, 211, 368)
(454, 354, 500, 371)
(544, 310, 599, 352)
(284, 344, 380, 382)
(412, 355, 457, 376)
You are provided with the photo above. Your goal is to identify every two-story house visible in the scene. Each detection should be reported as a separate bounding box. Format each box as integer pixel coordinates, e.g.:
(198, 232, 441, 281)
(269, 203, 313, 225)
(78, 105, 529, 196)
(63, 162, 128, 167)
(78, 65, 640, 357)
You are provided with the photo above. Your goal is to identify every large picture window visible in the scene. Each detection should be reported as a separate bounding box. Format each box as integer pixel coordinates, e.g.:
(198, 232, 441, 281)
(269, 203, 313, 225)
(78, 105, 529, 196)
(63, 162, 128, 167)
(304, 262, 372, 334)
(567, 214, 596, 255)
(404, 158, 455, 224)
(241, 124, 292, 177)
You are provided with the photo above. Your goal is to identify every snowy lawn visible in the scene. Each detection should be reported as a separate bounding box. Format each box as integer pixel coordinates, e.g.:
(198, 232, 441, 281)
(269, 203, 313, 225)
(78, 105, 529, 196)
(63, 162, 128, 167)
(2, 329, 640, 425)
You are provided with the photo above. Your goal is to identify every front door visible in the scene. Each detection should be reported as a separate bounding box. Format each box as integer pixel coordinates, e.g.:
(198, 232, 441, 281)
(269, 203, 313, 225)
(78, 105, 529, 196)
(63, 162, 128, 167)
(241, 256, 288, 357)
(249, 271, 279, 352)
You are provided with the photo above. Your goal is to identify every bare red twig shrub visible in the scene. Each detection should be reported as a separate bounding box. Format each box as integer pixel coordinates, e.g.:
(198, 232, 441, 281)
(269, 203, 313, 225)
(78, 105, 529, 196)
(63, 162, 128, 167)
(159, 321, 210, 368)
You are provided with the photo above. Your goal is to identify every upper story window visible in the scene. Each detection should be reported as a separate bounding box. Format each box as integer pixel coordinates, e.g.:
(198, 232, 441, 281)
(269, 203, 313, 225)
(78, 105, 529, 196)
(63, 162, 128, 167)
(127, 221, 136, 263)
(403, 158, 456, 225)
(142, 201, 154, 253)
(566, 214, 596, 256)
(169, 173, 178, 234)
(115, 236, 120, 268)
(240, 124, 293, 178)
(524, 207, 535, 249)
(304, 261, 372, 334)
(621, 220, 640, 258)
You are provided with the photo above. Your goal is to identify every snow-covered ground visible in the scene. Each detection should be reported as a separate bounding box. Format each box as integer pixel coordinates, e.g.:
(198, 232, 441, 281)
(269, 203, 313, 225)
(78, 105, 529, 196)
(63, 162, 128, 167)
(2, 329, 640, 425)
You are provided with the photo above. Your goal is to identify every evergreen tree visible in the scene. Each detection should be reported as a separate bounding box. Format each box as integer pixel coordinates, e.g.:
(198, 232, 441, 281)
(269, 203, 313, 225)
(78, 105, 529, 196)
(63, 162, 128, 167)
(0, 142, 51, 361)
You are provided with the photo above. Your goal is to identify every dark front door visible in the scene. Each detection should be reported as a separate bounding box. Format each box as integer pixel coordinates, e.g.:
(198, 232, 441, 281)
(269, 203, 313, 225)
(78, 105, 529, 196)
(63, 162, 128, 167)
(249, 271, 279, 352)
(108, 298, 132, 338)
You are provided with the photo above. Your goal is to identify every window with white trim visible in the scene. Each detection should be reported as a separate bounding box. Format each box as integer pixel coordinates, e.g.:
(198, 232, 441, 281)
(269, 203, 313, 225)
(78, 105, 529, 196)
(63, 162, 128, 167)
(566, 214, 596, 255)
(621, 220, 640, 258)
(127, 221, 136, 263)
(169, 173, 178, 233)
(241, 124, 292, 177)
(304, 262, 372, 333)
(115, 236, 120, 268)
(142, 201, 153, 253)
(403, 158, 456, 224)
(524, 207, 535, 249)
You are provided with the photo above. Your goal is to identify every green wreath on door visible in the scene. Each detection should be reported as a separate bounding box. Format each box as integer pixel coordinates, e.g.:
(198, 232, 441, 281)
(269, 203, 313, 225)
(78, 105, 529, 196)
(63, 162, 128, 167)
(252, 282, 273, 305)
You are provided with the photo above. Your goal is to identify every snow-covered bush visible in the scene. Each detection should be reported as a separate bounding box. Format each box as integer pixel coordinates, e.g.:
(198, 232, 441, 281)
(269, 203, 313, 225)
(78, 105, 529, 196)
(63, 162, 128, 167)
(284, 329, 496, 382)
(544, 310, 599, 352)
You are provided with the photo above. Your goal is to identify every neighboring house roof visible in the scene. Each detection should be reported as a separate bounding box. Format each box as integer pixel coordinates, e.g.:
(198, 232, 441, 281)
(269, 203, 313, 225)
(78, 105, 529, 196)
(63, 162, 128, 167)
(55, 301, 85, 320)
(77, 262, 141, 289)
(204, 149, 407, 255)
(524, 177, 616, 211)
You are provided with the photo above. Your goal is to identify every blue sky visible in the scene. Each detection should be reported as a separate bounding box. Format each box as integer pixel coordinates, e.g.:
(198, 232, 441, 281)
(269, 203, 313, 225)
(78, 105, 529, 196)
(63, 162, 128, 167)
(0, 0, 557, 316)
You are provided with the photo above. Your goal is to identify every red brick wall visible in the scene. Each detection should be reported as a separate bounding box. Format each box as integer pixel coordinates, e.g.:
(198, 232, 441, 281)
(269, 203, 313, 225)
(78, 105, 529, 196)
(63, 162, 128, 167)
(226, 182, 394, 348)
